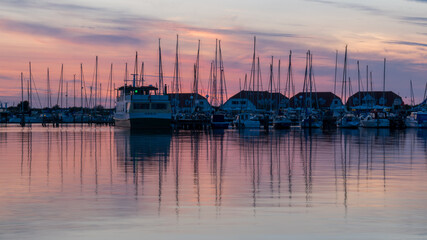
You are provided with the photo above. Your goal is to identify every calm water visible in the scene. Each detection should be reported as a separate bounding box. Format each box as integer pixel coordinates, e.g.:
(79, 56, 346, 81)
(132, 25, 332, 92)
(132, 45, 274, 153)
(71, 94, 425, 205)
(1, 125, 427, 239)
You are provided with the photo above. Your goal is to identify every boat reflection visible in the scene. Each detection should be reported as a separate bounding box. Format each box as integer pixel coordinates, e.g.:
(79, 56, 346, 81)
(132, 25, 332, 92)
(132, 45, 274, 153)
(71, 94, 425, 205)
(115, 129, 172, 162)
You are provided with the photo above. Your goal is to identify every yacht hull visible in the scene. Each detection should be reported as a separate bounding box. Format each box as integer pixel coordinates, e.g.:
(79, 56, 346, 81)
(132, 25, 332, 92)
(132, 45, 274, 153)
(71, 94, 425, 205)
(273, 121, 292, 129)
(115, 117, 171, 129)
(211, 122, 230, 129)
(360, 119, 390, 128)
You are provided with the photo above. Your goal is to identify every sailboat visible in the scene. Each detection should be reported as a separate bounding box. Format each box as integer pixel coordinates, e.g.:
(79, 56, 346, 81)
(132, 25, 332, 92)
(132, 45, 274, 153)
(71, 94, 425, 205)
(211, 39, 230, 129)
(337, 46, 360, 128)
(234, 112, 261, 128)
(360, 59, 390, 128)
(300, 51, 323, 128)
(273, 115, 292, 129)
(273, 56, 292, 129)
(337, 113, 360, 128)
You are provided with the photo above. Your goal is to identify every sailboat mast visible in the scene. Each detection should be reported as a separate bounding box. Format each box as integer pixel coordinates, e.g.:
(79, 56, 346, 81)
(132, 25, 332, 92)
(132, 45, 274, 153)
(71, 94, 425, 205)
(109, 63, 113, 109)
(278, 59, 281, 95)
(357, 61, 361, 108)
(21, 72, 24, 113)
(251, 36, 256, 91)
(410, 80, 415, 106)
(219, 40, 224, 105)
(287, 51, 293, 99)
(140, 62, 144, 87)
(209, 61, 213, 105)
(214, 39, 218, 105)
(29, 62, 32, 109)
(27, 79, 29, 109)
(424, 81, 427, 101)
(366, 65, 369, 107)
(383, 58, 386, 108)
(47, 68, 50, 108)
(158, 38, 164, 95)
(73, 74, 76, 107)
(257, 56, 261, 105)
(80, 63, 83, 110)
(309, 51, 313, 109)
(174, 35, 180, 94)
(99, 83, 101, 108)
(244, 74, 247, 91)
(197, 39, 200, 95)
(342, 45, 348, 105)
(66, 82, 68, 109)
(193, 39, 200, 106)
(370, 71, 373, 105)
(334, 50, 338, 96)
(60, 64, 63, 108)
(95, 56, 98, 108)
(270, 56, 273, 111)
(172, 35, 179, 113)
(303, 51, 309, 109)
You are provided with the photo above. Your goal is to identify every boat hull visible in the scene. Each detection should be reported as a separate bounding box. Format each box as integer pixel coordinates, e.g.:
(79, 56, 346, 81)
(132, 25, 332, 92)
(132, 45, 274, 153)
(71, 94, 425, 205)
(211, 122, 230, 129)
(301, 118, 323, 128)
(235, 121, 260, 129)
(338, 121, 360, 129)
(273, 121, 292, 129)
(405, 119, 418, 128)
(360, 119, 390, 128)
(115, 118, 171, 129)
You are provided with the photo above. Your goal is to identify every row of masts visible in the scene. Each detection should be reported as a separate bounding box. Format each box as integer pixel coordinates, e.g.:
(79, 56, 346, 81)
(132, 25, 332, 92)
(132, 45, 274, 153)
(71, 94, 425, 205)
(123, 35, 228, 109)
(334, 45, 389, 108)
(15, 36, 423, 112)
(19, 57, 115, 111)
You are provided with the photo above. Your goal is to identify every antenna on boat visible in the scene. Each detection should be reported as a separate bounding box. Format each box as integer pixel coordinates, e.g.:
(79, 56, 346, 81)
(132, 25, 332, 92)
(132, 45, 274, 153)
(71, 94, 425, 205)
(132, 51, 138, 87)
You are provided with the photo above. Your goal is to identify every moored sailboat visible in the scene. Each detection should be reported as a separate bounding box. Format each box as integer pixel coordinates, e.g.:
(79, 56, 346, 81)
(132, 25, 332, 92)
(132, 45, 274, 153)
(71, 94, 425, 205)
(337, 113, 360, 128)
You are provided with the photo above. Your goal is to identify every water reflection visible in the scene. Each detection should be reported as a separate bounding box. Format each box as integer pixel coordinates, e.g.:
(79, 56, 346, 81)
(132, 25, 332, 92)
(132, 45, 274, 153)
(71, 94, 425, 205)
(1, 126, 427, 239)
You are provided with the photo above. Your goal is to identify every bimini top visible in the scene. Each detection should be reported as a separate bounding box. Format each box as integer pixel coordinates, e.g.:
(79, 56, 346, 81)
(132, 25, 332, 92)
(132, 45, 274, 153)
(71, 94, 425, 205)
(117, 85, 158, 95)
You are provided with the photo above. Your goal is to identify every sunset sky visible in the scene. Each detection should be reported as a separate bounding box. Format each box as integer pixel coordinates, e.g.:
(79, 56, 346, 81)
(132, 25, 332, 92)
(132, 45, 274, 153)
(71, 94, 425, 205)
(1, 0, 427, 107)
